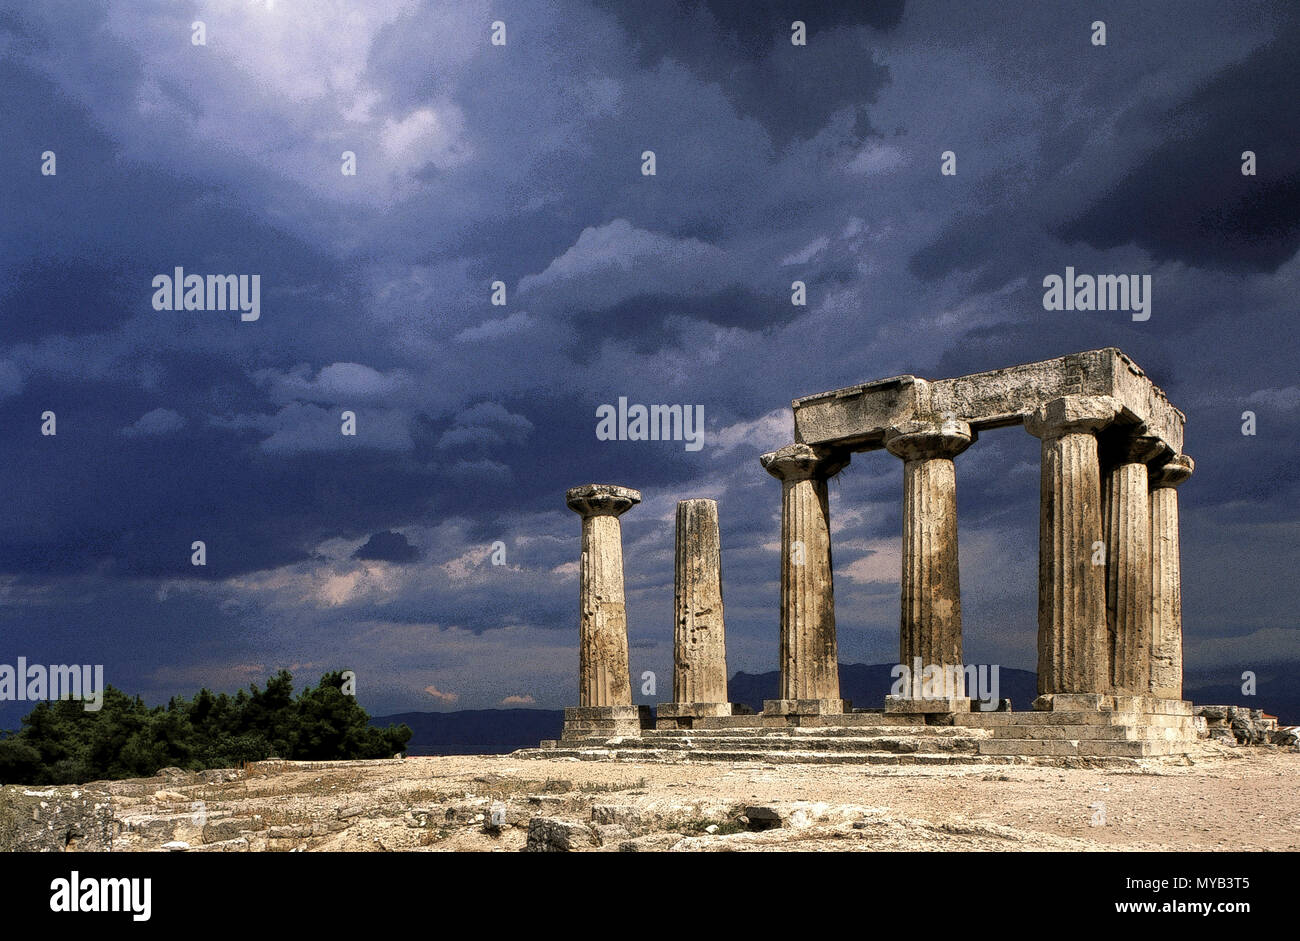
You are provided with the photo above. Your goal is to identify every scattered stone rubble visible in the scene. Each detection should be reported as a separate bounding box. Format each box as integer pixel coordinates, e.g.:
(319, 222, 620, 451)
(0, 786, 114, 851)
(2, 759, 743, 853)
(2, 739, 1297, 853)
(1195, 705, 1297, 746)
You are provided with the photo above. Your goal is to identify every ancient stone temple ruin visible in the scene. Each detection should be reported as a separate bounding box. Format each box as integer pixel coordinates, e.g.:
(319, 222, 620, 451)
(531, 349, 1202, 763)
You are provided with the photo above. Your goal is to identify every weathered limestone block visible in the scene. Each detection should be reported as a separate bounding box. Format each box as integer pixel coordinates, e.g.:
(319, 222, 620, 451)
(1149, 455, 1193, 699)
(1025, 395, 1120, 695)
(761, 698, 852, 717)
(525, 817, 597, 852)
(760, 444, 849, 707)
(0, 785, 114, 851)
(192, 837, 250, 852)
(671, 499, 729, 706)
(1272, 727, 1300, 748)
(591, 804, 643, 829)
(654, 699, 736, 729)
(560, 704, 651, 739)
(792, 348, 1184, 457)
(566, 484, 641, 708)
(202, 815, 260, 843)
(117, 809, 206, 847)
(619, 833, 686, 852)
(884, 419, 974, 701)
(1102, 434, 1164, 693)
(1193, 706, 1275, 745)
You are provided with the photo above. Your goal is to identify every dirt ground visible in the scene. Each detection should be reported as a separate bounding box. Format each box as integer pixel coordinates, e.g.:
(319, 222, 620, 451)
(88, 741, 1300, 852)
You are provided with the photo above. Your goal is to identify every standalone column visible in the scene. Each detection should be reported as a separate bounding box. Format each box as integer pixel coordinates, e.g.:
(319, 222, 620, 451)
(1149, 455, 1194, 700)
(1102, 434, 1164, 694)
(883, 419, 973, 710)
(759, 443, 849, 715)
(563, 484, 647, 739)
(1025, 396, 1120, 702)
(657, 499, 733, 729)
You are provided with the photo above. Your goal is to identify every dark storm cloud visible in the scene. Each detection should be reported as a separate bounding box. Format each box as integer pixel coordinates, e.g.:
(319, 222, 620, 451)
(591, 0, 901, 144)
(1055, 18, 1300, 273)
(0, 258, 138, 342)
(353, 530, 422, 563)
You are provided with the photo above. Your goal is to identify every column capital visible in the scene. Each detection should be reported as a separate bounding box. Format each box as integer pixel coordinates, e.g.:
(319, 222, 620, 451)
(760, 443, 848, 482)
(1025, 394, 1122, 440)
(1150, 454, 1194, 489)
(884, 419, 974, 462)
(1101, 431, 1165, 467)
(566, 483, 641, 517)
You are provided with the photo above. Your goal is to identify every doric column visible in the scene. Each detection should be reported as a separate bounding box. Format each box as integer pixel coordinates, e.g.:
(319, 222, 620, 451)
(1025, 396, 1121, 696)
(671, 498, 729, 706)
(1149, 455, 1194, 700)
(760, 443, 848, 705)
(566, 484, 640, 708)
(1102, 433, 1164, 693)
(883, 419, 974, 701)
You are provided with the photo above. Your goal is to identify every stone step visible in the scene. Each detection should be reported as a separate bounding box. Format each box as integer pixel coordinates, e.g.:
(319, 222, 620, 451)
(558, 734, 983, 754)
(992, 724, 1134, 741)
(990, 724, 1202, 742)
(518, 745, 1162, 767)
(681, 713, 929, 730)
(977, 738, 1189, 758)
(989, 711, 1200, 729)
(642, 724, 979, 739)
(1119, 698, 1194, 716)
(519, 747, 999, 765)
(778, 713, 941, 727)
(683, 749, 986, 765)
(561, 720, 647, 733)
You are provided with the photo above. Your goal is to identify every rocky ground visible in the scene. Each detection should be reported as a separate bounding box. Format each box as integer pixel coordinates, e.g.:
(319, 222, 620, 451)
(4, 740, 1298, 852)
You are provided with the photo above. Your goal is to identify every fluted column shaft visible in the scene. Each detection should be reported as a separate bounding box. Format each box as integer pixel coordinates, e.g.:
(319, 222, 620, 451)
(884, 420, 974, 698)
(1149, 455, 1194, 699)
(1026, 396, 1121, 695)
(1102, 435, 1163, 693)
(673, 499, 728, 704)
(566, 485, 641, 708)
(761, 444, 848, 701)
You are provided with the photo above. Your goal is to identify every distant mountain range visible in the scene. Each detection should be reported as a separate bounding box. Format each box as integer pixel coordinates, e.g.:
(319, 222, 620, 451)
(727, 662, 1039, 715)
(371, 708, 564, 756)
(373, 664, 1297, 756)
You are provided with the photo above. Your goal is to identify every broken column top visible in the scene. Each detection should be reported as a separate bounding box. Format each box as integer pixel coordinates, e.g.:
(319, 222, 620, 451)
(790, 348, 1184, 457)
(760, 442, 849, 480)
(1151, 454, 1195, 488)
(566, 484, 642, 516)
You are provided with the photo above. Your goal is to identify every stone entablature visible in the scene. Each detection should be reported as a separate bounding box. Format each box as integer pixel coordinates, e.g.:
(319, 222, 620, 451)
(790, 348, 1184, 459)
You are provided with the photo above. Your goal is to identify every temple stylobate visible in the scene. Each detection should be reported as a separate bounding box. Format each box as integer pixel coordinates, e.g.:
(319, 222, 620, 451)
(541, 349, 1203, 761)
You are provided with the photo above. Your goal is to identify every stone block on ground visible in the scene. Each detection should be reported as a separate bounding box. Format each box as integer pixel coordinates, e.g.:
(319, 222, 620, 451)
(885, 695, 970, 715)
(0, 786, 114, 852)
(762, 699, 852, 717)
(525, 817, 597, 852)
(743, 806, 783, 831)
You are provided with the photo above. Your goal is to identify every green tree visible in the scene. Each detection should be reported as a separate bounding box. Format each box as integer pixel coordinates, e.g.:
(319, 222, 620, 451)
(0, 671, 413, 785)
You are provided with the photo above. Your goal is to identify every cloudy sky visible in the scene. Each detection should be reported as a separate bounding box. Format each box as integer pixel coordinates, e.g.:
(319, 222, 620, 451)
(1, 0, 1297, 724)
